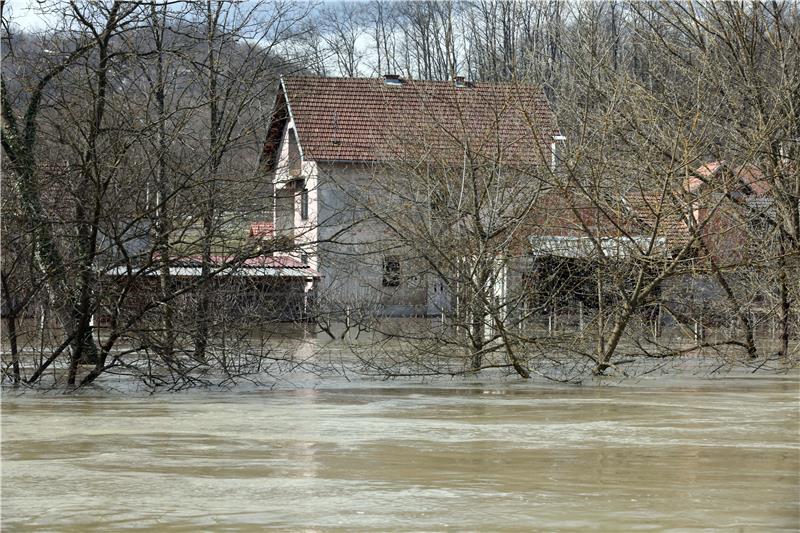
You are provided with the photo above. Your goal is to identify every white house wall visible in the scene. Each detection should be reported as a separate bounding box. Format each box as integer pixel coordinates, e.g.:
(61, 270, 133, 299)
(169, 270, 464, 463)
(269, 122, 483, 318)
(315, 162, 428, 316)
(271, 119, 319, 276)
(267, 135, 523, 319)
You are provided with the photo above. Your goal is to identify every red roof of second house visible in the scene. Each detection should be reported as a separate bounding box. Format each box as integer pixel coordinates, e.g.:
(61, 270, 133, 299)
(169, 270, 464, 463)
(152, 253, 310, 270)
(249, 221, 275, 239)
(178, 254, 309, 269)
(685, 160, 771, 197)
(113, 254, 319, 278)
(513, 190, 694, 256)
(268, 76, 560, 166)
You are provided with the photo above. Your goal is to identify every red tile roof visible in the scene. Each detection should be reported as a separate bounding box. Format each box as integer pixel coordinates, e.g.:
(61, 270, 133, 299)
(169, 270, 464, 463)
(515, 191, 694, 254)
(195, 255, 307, 269)
(622, 190, 692, 248)
(685, 160, 771, 197)
(154, 253, 308, 269)
(249, 221, 275, 239)
(269, 76, 560, 165)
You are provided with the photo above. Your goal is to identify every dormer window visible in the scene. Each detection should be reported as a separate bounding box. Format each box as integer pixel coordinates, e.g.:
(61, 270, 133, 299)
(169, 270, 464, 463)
(383, 74, 402, 86)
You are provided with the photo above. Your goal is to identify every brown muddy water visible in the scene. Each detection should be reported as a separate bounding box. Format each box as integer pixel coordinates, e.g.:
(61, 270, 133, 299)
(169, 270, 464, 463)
(2, 373, 799, 532)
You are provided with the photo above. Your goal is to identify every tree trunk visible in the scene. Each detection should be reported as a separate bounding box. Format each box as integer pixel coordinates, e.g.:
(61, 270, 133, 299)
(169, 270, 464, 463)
(1, 271, 20, 385)
(194, 1, 222, 363)
(596, 271, 606, 363)
(470, 297, 485, 371)
(193, 208, 213, 363)
(703, 242, 758, 359)
(152, 2, 175, 358)
(4, 155, 99, 384)
(778, 238, 791, 357)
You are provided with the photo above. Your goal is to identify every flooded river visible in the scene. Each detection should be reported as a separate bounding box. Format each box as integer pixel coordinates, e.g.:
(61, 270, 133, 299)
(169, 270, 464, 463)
(2, 372, 799, 531)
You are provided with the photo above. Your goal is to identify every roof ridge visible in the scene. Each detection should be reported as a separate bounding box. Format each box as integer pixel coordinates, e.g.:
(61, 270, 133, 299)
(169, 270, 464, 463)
(281, 74, 547, 89)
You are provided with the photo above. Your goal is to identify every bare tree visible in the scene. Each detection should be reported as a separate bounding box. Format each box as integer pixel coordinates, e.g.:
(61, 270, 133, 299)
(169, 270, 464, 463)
(1, 1, 317, 390)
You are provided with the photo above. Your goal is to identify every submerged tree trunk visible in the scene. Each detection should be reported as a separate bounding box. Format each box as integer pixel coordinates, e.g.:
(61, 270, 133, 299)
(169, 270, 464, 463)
(193, 206, 214, 363)
(702, 242, 758, 360)
(468, 264, 492, 372)
(66, 5, 126, 384)
(67, 199, 101, 385)
(469, 291, 485, 371)
(1, 83, 99, 383)
(152, 2, 175, 359)
(193, 1, 222, 363)
(1, 271, 20, 385)
(777, 238, 791, 357)
(595, 270, 606, 367)
(595, 305, 632, 375)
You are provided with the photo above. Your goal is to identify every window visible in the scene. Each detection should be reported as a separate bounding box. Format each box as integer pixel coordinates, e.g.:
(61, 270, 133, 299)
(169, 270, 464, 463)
(748, 213, 772, 235)
(300, 188, 309, 220)
(382, 256, 401, 287)
(550, 135, 566, 171)
(288, 128, 301, 176)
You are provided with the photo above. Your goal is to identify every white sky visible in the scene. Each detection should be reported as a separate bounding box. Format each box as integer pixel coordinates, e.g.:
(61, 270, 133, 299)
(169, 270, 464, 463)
(5, 0, 382, 77)
(6, 0, 60, 31)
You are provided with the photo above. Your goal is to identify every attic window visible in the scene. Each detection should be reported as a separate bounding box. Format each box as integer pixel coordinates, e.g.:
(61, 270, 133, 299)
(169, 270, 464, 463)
(383, 74, 402, 86)
(288, 127, 301, 176)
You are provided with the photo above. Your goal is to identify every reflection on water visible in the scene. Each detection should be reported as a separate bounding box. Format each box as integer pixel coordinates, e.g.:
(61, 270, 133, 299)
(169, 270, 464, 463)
(2, 373, 799, 532)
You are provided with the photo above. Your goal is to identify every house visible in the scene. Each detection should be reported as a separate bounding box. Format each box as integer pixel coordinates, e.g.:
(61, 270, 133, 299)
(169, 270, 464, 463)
(101, 253, 319, 326)
(97, 221, 319, 327)
(520, 159, 775, 274)
(684, 160, 774, 265)
(261, 74, 561, 318)
(507, 189, 688, 324)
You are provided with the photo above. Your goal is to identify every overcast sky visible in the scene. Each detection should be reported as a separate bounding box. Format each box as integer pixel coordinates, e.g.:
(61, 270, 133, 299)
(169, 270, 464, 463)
(6, 0, 59, 31)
